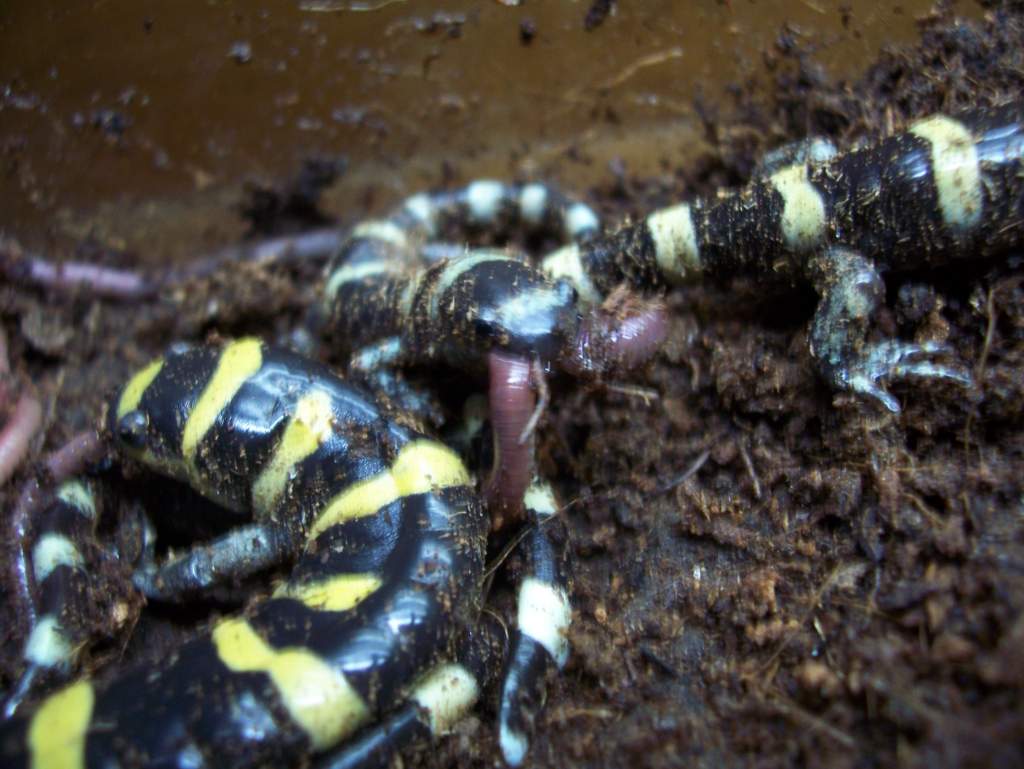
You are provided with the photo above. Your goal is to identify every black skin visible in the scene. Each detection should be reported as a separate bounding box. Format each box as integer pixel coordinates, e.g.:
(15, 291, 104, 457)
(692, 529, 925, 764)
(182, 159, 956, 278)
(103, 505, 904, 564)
(407, 256, 581, 371)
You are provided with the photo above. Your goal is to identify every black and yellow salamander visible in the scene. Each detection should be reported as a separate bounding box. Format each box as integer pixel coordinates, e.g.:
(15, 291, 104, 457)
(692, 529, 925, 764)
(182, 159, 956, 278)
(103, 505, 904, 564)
(0, 338, 571, 769)
(540, 102, 1024, 410)
(321, 181, 668, 514)
(322, 179, 666, 381)
(326, 105, 1023, 414)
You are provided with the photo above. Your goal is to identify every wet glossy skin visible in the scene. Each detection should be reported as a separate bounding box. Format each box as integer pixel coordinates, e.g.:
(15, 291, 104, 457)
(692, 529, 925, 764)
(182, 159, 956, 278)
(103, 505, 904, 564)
(3, 340, 488, 768)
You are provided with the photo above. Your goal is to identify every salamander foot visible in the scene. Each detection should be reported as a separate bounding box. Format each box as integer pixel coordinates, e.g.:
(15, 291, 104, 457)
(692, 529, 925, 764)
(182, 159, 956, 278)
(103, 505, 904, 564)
(808, 247, 972, 412)
(831, 339, 972, 413)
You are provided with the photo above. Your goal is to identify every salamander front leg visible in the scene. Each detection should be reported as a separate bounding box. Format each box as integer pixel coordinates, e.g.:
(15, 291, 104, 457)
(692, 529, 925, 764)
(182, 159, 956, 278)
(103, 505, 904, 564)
(498, 480, 571, 766)
(807, 247, 972, 412)
(132, 520, 298, 601)
(348, 337, 446, 429)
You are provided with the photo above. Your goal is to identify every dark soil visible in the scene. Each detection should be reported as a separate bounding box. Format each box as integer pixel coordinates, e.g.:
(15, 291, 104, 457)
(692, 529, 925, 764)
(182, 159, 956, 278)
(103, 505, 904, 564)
(3, 2, 1024, 768)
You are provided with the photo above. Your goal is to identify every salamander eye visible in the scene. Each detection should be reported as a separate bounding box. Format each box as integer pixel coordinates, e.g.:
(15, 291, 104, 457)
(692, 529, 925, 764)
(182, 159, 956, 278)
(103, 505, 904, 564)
(473, 315, 497, 337)
(116, 410, 149, 449)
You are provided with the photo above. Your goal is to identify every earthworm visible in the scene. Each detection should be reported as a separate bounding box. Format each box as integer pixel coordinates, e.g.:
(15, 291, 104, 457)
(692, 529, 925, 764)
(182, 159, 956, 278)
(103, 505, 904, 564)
(1, 228, 344, 301)
(0, 324, 11, 411)
(44, 429, 103, 480)
(486, 351, 536, 527)
(0, 394, 43, 486)
(566, 293, 669, 377)
(0, 238, 157, 300)
(9, 478, 43, 633)
(167, 227, 344, 283)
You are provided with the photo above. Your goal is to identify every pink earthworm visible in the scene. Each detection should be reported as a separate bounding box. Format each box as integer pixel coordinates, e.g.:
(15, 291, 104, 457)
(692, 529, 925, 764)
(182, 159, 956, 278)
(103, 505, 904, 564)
(1, 228, 344, 301)
(43, 429, 103, 480)
(0, 238, 157, 300)
(3, 403, 46, 636)
(9, 477, 43, 632)
(0, 324, 46, 486)
(0, 324, 11, 411)
(566, 294, 669, 377)
(167, 227, 344, 283)
(486, 351, 536, 527)
(0, 395, 43, 487)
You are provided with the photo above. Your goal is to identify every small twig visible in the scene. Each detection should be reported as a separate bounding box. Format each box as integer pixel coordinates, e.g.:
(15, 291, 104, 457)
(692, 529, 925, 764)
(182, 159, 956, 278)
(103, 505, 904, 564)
(518, 357, 549, 446)
(738, 439, 763, 500)
(482, 492, 575, 586)
(757, 563, 848, 680)
(639, 644, 683, 679)
(974, 285, 997, 381)
(593, 47, 685, 92)
(656, 449, 711, 494)
(961, 285, 999, 456)
(548, 705, 617, 721)
(902, 490, 943, 527)
(604, 382, 660, 404)
(761, 691, 856, 749)
(483, 521, 537, 585)
(480, 605, 509, 643)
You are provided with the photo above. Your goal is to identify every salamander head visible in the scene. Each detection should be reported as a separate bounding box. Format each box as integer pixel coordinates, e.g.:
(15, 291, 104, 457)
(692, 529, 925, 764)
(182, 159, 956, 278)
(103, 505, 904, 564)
(432, 255, 580, 368)
(105, 341, 216, 481)
(474, 277, 580, 361)
(432, 254, 667, 374)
